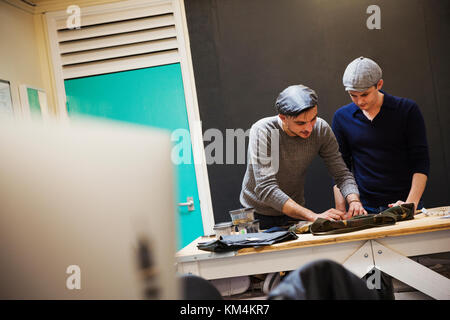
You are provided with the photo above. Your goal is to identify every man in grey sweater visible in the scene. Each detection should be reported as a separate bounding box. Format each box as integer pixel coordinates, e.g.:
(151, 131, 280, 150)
(240, 84, 366, 229)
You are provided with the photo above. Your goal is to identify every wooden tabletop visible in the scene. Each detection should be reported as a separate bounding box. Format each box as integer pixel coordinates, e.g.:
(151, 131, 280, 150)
(176, 212, 450, 260)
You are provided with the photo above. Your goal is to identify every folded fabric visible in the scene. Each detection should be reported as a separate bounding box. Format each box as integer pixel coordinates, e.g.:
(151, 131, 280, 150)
(197, 231, 298, 252)
(289, 203, 415, 236)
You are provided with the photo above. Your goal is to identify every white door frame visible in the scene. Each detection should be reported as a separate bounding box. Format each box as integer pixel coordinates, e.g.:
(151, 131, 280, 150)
(45, 0, 215, 235)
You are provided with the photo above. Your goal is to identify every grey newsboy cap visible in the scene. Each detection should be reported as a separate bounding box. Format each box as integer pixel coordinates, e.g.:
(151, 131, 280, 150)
(343, 56, 382, 91)
(275, 84, 318, 116)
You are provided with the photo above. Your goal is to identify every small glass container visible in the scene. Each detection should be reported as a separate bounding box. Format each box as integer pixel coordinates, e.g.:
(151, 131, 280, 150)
(246, 219, 260, 233)
(236, 223, 247, 235)
(213, 222, 234, 238)
(235, 219, 260, 235)
(229, 207, 255, 225)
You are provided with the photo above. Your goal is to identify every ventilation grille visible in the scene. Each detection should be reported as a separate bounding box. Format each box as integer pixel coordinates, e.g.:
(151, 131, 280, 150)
(54, 2, 180, 79)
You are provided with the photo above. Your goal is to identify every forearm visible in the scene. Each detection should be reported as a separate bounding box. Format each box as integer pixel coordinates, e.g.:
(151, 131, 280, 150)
(345, 193, 361, 203)
(281, 198, 316, 222)
(333, 185, 346, 211)
(406, 173, 428, 209)
(320, 138, 359, 199)
(334, 185, 361, 209)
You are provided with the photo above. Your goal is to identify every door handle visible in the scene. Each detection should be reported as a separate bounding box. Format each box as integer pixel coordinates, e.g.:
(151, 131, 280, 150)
(178, 197, 195, 211)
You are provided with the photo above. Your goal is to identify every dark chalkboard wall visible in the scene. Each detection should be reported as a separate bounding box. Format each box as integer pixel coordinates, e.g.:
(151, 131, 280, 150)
(184, 0, 450, 223)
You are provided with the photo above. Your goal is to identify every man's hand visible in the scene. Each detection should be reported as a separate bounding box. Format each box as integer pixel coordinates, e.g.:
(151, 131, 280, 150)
(388, 173, 427, 211)
(316, 208, 346, 221)
(345, 201, 367, 219)
(388, 200, 405, 208)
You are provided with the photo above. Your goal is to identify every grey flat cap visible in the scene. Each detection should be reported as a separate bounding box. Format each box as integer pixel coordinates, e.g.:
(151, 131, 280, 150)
(343, 57, 382, 91)
(275, 85, 318, 116)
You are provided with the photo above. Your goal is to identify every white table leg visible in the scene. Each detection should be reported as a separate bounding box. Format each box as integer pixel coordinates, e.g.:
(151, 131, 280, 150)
(177, 260, 200, 276)
(343, 240, 375, 278)
(371, 240, 450, 300)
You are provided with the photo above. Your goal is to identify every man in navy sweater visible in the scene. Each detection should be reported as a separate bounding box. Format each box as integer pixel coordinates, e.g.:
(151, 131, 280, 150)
(332, 57, 430, 300)
(332, 57, 430, 217)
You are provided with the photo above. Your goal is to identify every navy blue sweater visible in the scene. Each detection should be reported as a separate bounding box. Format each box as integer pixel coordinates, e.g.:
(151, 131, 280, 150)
(332, 91, 430, 208)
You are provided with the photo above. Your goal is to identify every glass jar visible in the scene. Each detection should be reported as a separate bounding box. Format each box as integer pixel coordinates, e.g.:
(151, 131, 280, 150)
(229, 207, 255, 225)
(213, 221, 234, 238)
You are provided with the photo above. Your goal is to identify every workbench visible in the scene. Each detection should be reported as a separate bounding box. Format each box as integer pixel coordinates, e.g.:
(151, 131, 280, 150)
(176, 211, 450, 299)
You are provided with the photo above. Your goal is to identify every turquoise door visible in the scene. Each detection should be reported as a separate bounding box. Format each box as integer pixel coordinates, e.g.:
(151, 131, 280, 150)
(64, 63, 204, 249)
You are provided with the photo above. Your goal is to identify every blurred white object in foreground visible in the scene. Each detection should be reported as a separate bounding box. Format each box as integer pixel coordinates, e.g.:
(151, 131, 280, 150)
(0, 117, 179, 299)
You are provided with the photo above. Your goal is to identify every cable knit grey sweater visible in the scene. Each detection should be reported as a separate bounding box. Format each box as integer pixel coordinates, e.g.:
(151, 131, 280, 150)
(240, 116, 359, 216)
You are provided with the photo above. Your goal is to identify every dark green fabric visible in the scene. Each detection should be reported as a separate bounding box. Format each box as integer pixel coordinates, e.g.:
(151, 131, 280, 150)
(310, 203, 415, 236)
